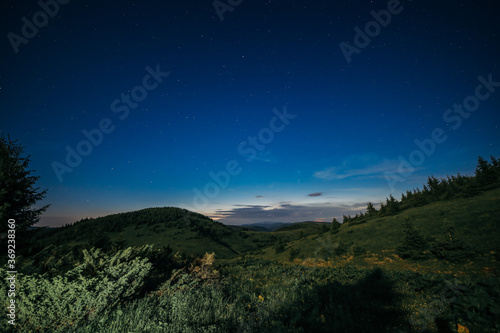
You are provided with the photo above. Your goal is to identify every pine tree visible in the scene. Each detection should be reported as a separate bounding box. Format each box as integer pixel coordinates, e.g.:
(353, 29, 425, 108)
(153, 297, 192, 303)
(330, 218, 340, 234)
(378, 201, 387, 217)
(491, 155, 500, 184)
(366, 202, 377, 216)
(475, 156, 495, 187)
(0, 135, 49, 236)
(397, 218, 428, 260)
(413, 188, 427, 206)
(426, 175, 442, 200)
(463, 177, 480, 197)
(491, 155, 500, 169)
(401, 190, 413, 208)
(385, 195, 400, 215)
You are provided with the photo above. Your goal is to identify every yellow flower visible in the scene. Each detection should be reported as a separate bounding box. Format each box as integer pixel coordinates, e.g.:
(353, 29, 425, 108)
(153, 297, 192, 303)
(457, 324, 469, 333)
(258, 295, 264, 302)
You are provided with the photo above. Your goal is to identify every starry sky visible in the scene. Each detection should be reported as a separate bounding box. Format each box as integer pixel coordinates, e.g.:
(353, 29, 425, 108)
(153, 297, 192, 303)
(1, 0, 499, 227)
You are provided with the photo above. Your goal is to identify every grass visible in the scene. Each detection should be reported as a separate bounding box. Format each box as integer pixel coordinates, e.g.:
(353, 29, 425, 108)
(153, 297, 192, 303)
(247, 187, 500, 277)
(9, 186, 500, 332)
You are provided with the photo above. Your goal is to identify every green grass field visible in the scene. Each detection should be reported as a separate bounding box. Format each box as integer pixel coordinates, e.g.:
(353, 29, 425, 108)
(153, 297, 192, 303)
(246, 188, 500, 275)
(3, 181, 500, 332)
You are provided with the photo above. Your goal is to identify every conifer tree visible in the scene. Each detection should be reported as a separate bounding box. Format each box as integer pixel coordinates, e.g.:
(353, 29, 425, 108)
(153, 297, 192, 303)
(330, 217, 341, 234)
(0, 135, 49, 236)
(385, 195, 400, 215)
(366, 202, 377, 216)
(476, 156, 495, 187)
(397, 218, 428, 260)
(490, 155, 500, 169)
(491, 155, 500, 183)
(378, 201, 387, 217)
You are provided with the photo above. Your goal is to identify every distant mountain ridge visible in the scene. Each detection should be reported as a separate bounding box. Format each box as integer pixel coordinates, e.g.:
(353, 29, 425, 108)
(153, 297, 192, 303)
(239, 221, 329, 232)
(26, 209, 329, 262)
(240, 221, 294, 231)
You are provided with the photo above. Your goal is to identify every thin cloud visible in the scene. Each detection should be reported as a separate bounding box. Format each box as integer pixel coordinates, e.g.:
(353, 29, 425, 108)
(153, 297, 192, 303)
(217, 202, 369, 224)
(216, 205, 291, 219)
(314, 156, 399, 181)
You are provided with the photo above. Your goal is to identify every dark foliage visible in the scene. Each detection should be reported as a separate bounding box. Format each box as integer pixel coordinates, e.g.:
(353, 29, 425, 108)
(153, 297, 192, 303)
(343, 156, 500, 224)
(330, 218, 341, 234)
(0, 135, 49, 235)
(397, 218, 429, 260)
(259, 268, 408, 333)
(431, 240, 474, 263)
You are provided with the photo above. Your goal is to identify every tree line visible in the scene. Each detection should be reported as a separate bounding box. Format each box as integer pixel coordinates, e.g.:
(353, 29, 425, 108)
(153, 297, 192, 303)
(342, 156, 500, 224)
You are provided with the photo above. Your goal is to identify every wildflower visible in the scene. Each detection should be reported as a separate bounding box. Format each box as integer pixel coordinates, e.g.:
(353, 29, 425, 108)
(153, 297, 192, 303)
(258, 295, 264, 302)
(457, 324, 469, 333)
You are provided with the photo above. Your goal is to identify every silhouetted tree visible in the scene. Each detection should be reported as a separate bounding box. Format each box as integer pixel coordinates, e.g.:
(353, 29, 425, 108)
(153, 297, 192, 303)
(0, 135, 49, 236)
(490, 155, 500, 170)
(426, 175, 443, 200)
(366, 202, 377, 216)
(385, 195, 400, 215)
(476, 156, 496, 187)
(397, 218, 428, 260)
(330, 218, 341, 234)
(463, 178, 481, 197)
(378, 201, 387, 217)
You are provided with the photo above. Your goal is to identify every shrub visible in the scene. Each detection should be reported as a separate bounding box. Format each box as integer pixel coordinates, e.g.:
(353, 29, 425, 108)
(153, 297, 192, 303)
(431, 240, 474, 263)
(352, 244, 366, 256)
(289, 248, 301, 260)
(2, 246, 153, 332)
(396, 218, 428, 260)
(273, 237, 286, 254)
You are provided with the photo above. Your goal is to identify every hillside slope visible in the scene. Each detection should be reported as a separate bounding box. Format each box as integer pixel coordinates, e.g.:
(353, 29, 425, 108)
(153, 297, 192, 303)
(26, 207, 324, 261)
(249, 187, 500, 275)
(27, 207, 248, 259)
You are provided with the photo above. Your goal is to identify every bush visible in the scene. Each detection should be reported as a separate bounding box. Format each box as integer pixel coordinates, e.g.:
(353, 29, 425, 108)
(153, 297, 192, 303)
(1, 246, 153, 332)
(431, 240, 474, 263)
(334, 241, 348, 256)
(352, 244, 366, 256)
(273, 237, 286, 254)
(289, 248, 301, 260)
(396, 218, 429, 260)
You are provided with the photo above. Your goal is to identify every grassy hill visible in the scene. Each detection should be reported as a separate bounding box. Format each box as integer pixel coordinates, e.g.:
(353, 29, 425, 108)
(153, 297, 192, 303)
(246, 187, 500, 275)
(7, 158, 500, 332)
(26, 207, 249, 259)
(24, 207, 326, 264)
(25, 185, 500, 278)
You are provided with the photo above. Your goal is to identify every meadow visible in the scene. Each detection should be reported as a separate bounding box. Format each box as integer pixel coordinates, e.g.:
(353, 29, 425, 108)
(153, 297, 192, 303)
(2, 158, 500, 332)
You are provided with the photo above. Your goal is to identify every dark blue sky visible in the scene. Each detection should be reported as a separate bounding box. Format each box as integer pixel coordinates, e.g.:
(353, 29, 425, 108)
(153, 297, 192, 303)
(1, 0, 499, 226)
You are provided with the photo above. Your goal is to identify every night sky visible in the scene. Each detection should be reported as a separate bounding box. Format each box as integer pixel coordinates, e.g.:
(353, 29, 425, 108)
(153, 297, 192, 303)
(1, 0, 499, 227)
